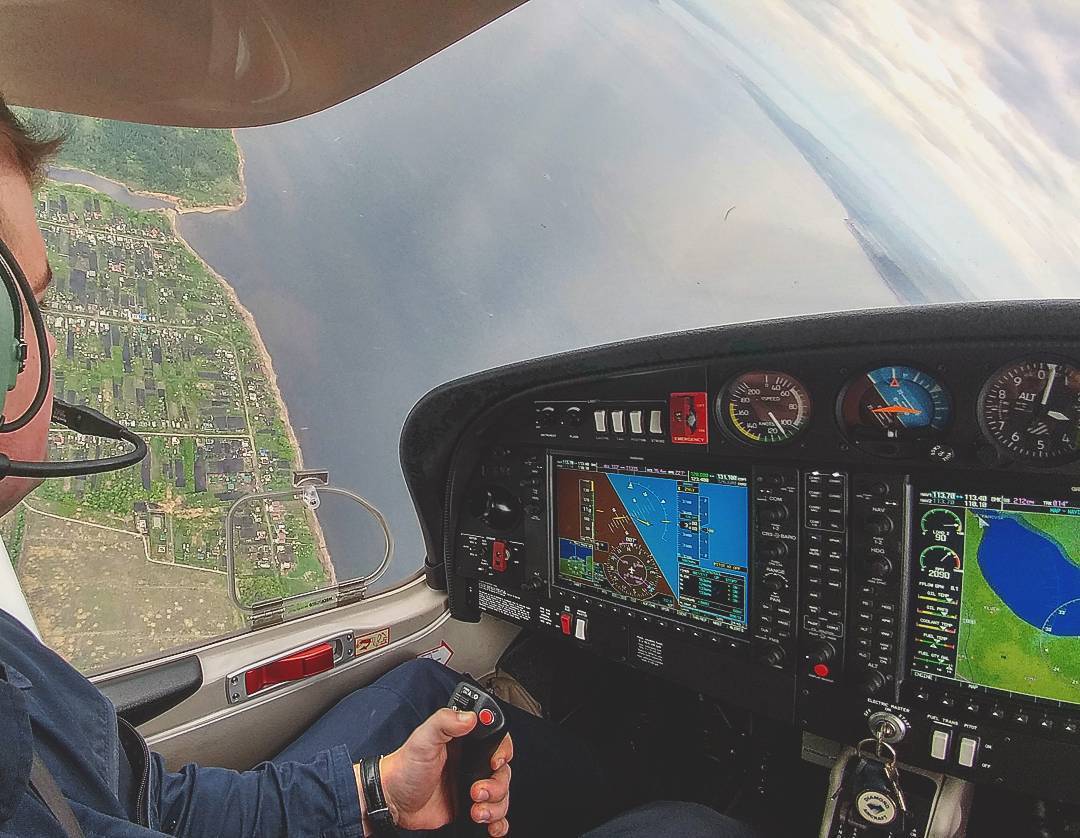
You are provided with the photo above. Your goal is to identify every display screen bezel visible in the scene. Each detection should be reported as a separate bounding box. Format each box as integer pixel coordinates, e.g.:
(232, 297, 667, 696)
(907, 477, 1080, 708)
(548, 451, 753, 640)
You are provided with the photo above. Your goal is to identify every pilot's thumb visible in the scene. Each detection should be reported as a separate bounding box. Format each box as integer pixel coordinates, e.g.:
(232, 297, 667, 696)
(422, 707, 478, 746)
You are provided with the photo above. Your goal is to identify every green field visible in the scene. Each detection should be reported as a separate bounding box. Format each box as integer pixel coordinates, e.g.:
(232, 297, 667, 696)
(14, 108, 243, 208)
(955, 510, 1080, 702)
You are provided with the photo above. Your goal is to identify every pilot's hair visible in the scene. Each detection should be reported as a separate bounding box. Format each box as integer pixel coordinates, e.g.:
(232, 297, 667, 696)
(0, 96, 62, 188)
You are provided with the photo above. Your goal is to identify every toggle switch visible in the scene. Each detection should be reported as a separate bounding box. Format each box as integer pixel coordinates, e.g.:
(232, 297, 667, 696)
(574, 615, 587, 641)
(648, 409, 663, 435)
(629, 410, 643, 435)
(491, 540, 508, 572)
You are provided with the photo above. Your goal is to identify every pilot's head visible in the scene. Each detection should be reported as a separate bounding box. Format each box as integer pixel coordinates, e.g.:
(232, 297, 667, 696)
(0, 100, 58, 515)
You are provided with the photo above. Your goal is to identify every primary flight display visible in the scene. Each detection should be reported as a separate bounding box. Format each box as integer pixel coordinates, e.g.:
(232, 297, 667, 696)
(553, 457, 750, 633)
(910, 487, 1080, 704)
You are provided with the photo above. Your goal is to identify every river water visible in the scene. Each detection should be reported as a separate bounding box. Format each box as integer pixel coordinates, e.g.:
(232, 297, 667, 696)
(175, 0, 900, 586)
(48, 167, 176, 211)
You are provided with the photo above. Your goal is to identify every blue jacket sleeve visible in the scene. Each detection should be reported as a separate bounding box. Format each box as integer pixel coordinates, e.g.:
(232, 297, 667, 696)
(151, 745, 363, 838)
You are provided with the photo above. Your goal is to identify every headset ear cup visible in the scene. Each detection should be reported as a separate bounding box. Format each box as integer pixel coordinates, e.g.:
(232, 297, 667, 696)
(0, 287, 22, 421)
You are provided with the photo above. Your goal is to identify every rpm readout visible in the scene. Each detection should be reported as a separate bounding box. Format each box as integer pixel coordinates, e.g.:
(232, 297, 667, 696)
(979, 359, 1080, 464)
(839, 365, 952, 441)
(718, 371, 811, 445)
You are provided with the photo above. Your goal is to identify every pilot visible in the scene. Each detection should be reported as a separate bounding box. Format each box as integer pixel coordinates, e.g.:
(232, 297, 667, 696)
(0, 103, 761, 838)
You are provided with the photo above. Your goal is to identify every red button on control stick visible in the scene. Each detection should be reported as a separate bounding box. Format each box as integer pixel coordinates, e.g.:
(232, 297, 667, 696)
(478, 708, 496, 726)
(812, 663, 830, 678)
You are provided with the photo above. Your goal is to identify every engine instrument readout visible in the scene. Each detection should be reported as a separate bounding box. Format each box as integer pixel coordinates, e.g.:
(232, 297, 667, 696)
(910, 486, 1080, 704)
(553, 457, 750, 634)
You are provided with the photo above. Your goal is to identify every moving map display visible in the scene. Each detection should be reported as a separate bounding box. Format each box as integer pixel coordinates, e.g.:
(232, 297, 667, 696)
(910, 487, 1080, 704)
(554, 457, 749, 633)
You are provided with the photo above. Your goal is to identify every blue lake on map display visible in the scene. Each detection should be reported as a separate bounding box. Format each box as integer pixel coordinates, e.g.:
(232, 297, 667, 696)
(974, 512, 1080, 635)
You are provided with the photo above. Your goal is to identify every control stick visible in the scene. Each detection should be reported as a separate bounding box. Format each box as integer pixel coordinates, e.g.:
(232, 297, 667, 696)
(447, 682, 508, 837)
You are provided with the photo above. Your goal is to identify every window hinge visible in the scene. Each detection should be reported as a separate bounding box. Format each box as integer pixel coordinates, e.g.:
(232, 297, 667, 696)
(250, 598, 285, 629)
(337, 578, 368, 608)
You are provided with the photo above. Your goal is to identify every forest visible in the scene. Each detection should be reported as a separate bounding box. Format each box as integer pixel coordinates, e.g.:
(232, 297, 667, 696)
(15, 107, 244, 208)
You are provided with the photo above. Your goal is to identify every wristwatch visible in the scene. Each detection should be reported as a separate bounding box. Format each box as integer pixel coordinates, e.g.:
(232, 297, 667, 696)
(360, 757, 398, 837)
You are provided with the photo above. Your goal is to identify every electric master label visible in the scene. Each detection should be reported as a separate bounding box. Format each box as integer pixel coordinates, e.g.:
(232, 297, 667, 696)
(634, 635, 664, 667)
(479, 582, 533, 623)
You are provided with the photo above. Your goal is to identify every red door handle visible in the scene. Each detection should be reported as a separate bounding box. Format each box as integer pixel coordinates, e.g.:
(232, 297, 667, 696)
(245, 642, 334, 695)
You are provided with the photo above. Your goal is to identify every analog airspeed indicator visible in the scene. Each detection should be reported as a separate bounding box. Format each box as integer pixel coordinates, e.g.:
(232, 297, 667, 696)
(979, 359, 1080, 464)
(719, 371, 812, 445)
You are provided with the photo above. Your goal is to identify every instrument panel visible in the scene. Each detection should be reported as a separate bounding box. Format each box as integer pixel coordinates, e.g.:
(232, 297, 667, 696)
(400, 302, 1080, 807)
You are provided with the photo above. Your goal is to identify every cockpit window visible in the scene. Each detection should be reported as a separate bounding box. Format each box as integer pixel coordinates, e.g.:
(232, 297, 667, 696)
(5, 0, 1077, 672)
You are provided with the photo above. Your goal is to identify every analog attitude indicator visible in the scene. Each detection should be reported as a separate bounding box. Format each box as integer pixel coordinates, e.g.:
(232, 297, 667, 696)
(979, 359, 1080, 464)
(719, 371, 812, 445)
(840, 366, 952, 446)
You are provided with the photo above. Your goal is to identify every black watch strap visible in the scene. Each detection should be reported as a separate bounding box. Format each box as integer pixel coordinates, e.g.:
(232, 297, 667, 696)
(360, 757, 398, 837)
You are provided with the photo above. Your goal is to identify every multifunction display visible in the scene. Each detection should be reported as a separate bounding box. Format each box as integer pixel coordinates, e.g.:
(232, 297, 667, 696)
(910, 486, 1080, 704)
(553, 457, 749, 633)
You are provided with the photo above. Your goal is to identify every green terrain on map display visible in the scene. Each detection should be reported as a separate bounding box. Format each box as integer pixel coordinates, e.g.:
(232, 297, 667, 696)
(955, 509, 1080, 703)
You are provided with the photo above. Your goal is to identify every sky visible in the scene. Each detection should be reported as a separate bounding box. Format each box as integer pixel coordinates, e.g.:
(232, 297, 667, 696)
(668, 0, 1080, 297)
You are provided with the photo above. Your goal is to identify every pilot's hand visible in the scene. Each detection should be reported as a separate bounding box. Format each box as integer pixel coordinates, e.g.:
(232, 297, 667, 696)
(376, 708, 514, 836)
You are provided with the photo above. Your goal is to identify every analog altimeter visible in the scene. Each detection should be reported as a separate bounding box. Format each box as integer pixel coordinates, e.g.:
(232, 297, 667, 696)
(979, 359, 1080, 464)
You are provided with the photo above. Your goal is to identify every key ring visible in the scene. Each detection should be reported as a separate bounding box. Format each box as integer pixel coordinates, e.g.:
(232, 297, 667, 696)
(856, 736, 898, 767)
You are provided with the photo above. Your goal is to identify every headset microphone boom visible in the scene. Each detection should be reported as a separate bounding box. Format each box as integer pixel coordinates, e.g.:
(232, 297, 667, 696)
(0, 236, 146, 479)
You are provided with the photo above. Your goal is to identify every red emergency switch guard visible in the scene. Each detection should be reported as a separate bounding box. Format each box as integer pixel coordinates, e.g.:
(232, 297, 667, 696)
(245, 642, 334, 695)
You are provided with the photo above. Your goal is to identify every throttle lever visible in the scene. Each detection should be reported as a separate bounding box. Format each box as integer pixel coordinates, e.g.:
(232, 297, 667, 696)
(447, 682, 507, 837)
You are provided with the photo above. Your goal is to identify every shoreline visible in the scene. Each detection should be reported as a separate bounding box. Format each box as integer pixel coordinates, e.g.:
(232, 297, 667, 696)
(48, 130, 338, 588)
(51, 128, 250, 214)
(163, 210, 338, 587)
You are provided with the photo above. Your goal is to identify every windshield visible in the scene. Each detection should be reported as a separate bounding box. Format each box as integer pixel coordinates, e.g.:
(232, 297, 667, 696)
(9, 0, 1078, 670)
(178, 0, 1073, 583)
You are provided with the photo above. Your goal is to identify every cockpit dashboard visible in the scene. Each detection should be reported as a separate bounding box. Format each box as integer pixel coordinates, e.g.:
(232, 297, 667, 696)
(401, 300, 1080, 809)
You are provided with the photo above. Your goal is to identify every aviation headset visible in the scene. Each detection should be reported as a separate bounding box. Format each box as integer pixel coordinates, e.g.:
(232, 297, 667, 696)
(0, 235, 146, 478)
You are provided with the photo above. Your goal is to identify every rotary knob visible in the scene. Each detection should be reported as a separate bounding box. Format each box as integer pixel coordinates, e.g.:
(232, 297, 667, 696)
(756, 502, 790, 525)
(865, 555, 893, 579)
(758, 540, 790, 561)
(755, 643, 785, 667)
(865, 513, 895, 536)
(806, 640, 836, 667)
(858, 668, 887, 697)
(760, 573, 788, 593)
